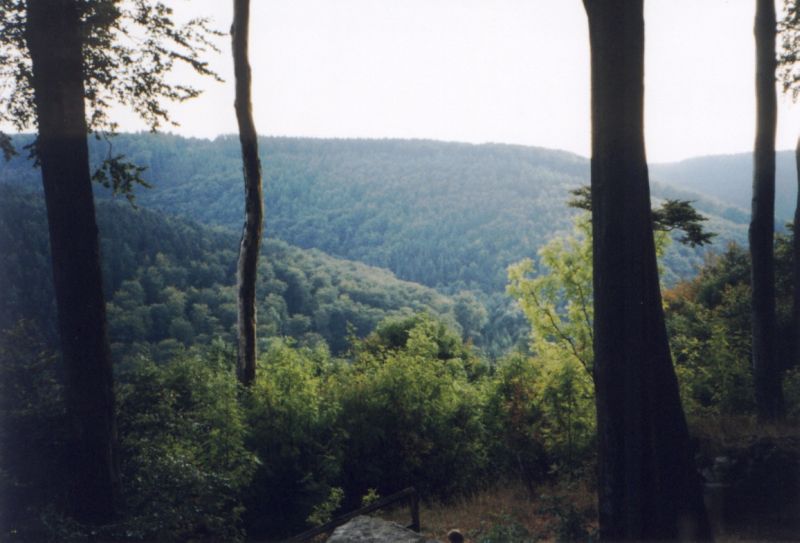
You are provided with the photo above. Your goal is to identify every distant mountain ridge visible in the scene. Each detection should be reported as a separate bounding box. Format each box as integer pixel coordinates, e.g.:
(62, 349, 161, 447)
(650, 151, 798, 223)
(0, 134, 756, 291)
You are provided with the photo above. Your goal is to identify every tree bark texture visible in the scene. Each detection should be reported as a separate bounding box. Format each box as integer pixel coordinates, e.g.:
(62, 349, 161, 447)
(751, 0, 784, 420)
(232, 0, 263, 386)
(583, 1, 711, 539)
(794, 137, 800, 370)
(25, 0, 119, 524)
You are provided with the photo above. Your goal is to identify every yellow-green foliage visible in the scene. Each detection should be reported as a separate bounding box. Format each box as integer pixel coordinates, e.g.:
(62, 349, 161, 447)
(504, 215, 597, 471)
(306, 486, 344, 526)
(533, 356, 594, 469)
(507, 214, 594, 374)
(507, 212, 670, 376)
(504, 212, 677, 472)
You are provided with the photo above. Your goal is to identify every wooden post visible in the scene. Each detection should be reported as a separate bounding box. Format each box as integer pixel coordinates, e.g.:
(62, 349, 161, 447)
(410, 490, 420, 532)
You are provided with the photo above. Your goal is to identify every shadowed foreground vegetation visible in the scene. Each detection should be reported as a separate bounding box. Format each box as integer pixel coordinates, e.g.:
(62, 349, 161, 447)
(1, 183, 798, 539)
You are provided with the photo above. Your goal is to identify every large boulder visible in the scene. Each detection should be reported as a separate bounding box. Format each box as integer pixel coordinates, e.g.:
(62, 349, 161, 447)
(326, 516, 437, 543)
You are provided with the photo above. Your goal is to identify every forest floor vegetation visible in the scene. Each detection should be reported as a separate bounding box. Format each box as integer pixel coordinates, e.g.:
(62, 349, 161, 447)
(380, 480, 596, 543)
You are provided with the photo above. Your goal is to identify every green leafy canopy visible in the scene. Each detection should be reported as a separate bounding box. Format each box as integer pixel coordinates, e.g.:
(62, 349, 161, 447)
(568, 185, 716, 248)
(0, 0, 222, 198)
(779, 0, 800, 100)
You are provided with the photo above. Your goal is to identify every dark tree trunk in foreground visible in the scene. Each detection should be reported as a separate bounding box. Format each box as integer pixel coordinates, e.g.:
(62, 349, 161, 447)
(794, 137, 800, 370)
(751, 0, 784, 420)
(232, 0, 264, 386)
(25, 0, 119, 523)
(583, 1, 710, 539)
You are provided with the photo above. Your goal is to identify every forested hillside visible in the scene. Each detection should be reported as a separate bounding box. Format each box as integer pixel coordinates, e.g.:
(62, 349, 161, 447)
(0, 134, 750, 291)
(6, 0, 800, 540)
(4, 180, 798, 541)
(651, 151, 799, 223)
(0, 184, 474, 357)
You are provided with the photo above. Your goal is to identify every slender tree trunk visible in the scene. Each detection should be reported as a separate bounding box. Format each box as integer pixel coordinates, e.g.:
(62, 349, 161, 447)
(25, 0, 118, 524)
(794, 137, 800, 369)
(751, 0, 784, 420)
(232, 0, 263, 386)
(583, 1, 710, 539)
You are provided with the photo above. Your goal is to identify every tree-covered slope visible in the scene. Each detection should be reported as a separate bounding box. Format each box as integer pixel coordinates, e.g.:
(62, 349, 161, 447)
(650, 150, 798, 223)
(0, 134, 751, 291)
(0, 184, 465, 356)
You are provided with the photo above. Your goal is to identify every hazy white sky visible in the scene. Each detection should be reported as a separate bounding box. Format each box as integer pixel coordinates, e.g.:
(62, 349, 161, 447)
(113, 0, 800, 163)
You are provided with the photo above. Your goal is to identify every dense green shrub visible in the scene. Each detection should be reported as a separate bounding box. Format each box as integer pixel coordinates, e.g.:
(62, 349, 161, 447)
(337, 316, 488, 505)
(338, 318, 486, 503)
(114, 345, 257, 541)
(359, 313, 488, 380)
(482, 353, 549, 491)
(483, 353, 594, 491)
(533, 357, 595, 474)
(0, 321, 68, 540)
(19, 280, 800, 542)
(784, 366, 800, 419)
(664, 247, 756, 417)
(0, 327, 256, 541)
(242, 340, 344, 538)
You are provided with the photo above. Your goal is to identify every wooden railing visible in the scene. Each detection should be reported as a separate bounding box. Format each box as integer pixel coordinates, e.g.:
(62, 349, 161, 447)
(284, 486, 420, 542)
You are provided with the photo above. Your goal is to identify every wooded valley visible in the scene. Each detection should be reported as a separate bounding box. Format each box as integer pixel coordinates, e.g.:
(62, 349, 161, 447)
(1, 0, 800, 541)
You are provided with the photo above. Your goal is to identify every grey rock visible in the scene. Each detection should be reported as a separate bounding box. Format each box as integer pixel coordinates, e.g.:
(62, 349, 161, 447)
(326, 516, 437, 543)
